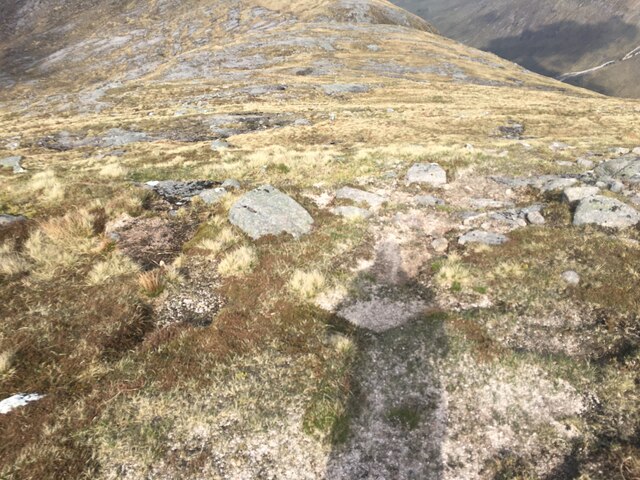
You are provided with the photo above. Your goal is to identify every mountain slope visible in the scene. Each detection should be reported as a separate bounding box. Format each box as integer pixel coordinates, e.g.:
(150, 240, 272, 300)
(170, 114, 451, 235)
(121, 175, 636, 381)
(391, 0, 640, 97)
(1, 1, 639, 479)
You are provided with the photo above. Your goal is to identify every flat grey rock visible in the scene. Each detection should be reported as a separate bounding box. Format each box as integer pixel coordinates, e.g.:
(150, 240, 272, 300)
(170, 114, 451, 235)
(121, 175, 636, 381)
(458, 230, 508, 246)
(322, 83, 369, 96)
(406, 163, 447, 187)
(146, 180, 217, 204)
(229, 185, 313, 239)
(0, 214, 26, 226)
(101, 128, 148, 147)
(331, 206, 372, 220)
(573, 195, 640, 229)
(469, 198, 514, 210)
(0, 156, 25, 173)
(540, 177, 578, 192)
(633, 147, 640, 155)
(563, 186, 600, 204)
(199, 188, 228, 205)
(335, 187, 386, 209)
(549, 142, 570, 151)
(414, 195, 445, 207)
(576, 157, 595, 169)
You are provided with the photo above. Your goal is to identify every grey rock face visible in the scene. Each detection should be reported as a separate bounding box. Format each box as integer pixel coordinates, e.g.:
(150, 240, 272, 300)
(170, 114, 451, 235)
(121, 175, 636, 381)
(229, 185, 313, 239)
(101, 128, 149, 147)
(330, 206, 372, 220)
(0, 156, 25, 173)
(562, 270, 581, 286)
(563, 186, 600, 204)
(576, 157, 595, 169)
(414, 195, 445, 207)
(458, 230, 508, 246)
(146, 180, 218, 204)
(199, 188, 228, 205)
(573, 195, 640, 229)
(0, 214, 26, 226)
(335, 187, 386, 209)
(595, 156, 640, 184)
(540, 177, 578, 192)
(406, 163, 447, 187)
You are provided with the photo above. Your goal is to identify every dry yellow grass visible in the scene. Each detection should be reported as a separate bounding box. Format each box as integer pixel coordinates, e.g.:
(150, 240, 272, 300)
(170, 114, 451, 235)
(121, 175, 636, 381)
(137, 269, 165, 296)
(87, 252, 139, 285)
(289, 269, 326, 300)
(217, 246, 257, 277)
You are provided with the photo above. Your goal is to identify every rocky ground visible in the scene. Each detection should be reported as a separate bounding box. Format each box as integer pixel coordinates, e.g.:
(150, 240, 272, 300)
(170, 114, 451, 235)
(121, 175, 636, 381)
(1, 1, 639, 479)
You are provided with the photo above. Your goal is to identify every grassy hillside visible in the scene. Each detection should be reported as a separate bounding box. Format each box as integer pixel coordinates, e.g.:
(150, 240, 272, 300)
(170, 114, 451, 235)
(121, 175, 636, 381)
(0, 1, 639, 478)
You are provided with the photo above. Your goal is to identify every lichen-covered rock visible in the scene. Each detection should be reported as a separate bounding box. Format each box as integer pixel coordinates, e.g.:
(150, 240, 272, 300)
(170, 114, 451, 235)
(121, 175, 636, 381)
(229, 185, 313, 239)
(595, 156, 640, 184)
(146, 180, 217, 204)
(198, 188, 228, 205)
(573, 195, 640, 229)
(406, 163, 447, 187)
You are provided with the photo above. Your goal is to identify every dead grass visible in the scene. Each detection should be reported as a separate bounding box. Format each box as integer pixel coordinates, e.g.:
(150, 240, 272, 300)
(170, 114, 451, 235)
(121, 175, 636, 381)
(217, 245, 257, 277)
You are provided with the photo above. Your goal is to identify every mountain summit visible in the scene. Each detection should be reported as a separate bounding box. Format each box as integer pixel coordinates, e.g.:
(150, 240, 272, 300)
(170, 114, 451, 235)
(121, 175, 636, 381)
(1, 1, 639, 479)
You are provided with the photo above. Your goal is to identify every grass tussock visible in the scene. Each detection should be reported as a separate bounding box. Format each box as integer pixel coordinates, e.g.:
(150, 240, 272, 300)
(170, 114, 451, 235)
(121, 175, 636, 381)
(433, 253, 472, 291)
(137, 269, 165, 297)
(27, 170, 65, 201)
(87, 252, 139, 285)
(218, 246, 257, 277)
(289, 269, 326, 300)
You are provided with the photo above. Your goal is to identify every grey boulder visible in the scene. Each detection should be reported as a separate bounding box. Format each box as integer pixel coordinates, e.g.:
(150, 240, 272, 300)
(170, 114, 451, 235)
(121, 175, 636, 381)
(229, 185, 313, 239)
(573, 195, 640, 229)
(563, 186, 600, 204)
(595, 156, 640, 184)
(199, 188, 228, 205)
(330, 206, 372, 220)
(406, 163, 447, 187)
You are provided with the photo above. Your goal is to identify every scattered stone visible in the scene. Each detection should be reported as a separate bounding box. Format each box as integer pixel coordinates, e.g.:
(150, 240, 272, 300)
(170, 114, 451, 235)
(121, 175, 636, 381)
(0, 393, 45, 414)
(526, 211, 545, 225)
(198, 188, 228, 205)
(145, 180, 218, 204)
(0, 214, 26, 227)
(222, 178, 241, 190)
(414, 195, 445, 207)
(563, 186, 600, 204)
(464, 143, 474, 152)
(335, 187, 386, 209)
(406, 163, 447, 187)
(561, 270, 581, 286)
(322, 84, 369, 96)
(211, 139, 230, 151)
(229, 185, 313, 239)
(0, 156, 26, 174)
(556, 160, 574, 167)
(576, 157, 595, 169)
(431, 237, 449, 252)
(633, 147, 640, 155)
(497, 122, 524, 139)
(469, 198, 513, 210)
(458, 230, 508, 246)
(330, 206, 372, 220)
(294, 118, 311, 126)
(609, 180, 625, 194)
(573, 195, 640, 229)
(549, 142, 570, 152)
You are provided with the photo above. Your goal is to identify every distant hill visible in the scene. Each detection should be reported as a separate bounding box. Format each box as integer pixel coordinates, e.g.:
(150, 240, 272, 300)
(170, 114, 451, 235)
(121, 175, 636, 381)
(391, 0, 640, 97)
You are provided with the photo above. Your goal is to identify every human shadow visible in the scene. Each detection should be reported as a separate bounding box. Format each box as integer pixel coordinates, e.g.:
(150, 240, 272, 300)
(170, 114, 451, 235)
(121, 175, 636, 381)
(324, 238, 448, 479)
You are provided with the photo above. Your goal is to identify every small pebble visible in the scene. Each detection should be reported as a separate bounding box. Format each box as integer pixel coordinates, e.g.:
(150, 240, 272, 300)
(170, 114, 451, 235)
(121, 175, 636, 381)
(561, 270, 580, 286)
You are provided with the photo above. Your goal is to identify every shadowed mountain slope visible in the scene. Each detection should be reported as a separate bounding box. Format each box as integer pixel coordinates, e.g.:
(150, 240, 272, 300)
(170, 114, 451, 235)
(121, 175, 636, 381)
(391, 0, 640, 97)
